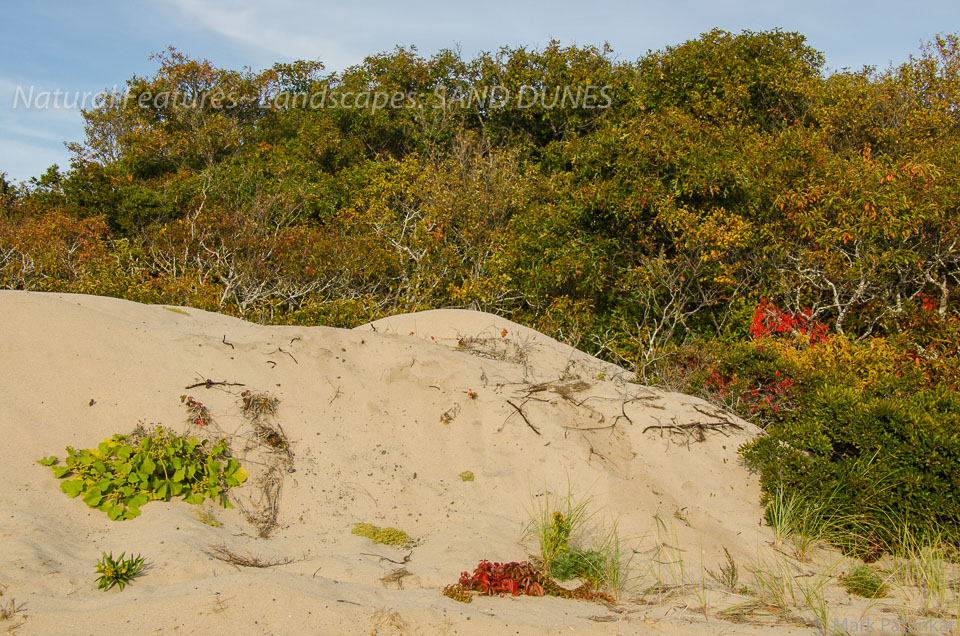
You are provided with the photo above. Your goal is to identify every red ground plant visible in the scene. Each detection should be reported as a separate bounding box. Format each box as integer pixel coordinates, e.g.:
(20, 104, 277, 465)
(443, 559, 613, 604)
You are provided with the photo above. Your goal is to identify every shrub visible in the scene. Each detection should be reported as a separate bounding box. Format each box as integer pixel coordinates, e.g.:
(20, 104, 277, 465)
(40, 426, 248, 520)
(742, 381, 960, 554)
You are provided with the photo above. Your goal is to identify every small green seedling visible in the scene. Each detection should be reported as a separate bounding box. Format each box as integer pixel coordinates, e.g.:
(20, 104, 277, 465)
(95, 552, 146, 591)
(459, 471, 475, 482)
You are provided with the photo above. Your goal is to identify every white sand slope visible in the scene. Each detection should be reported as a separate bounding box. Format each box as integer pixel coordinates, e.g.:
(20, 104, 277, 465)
(0, 291, 794, 634)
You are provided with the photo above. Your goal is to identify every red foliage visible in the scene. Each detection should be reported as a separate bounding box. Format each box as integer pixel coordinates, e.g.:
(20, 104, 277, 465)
(443, 559, 614, 604)
(455, 560, 546, 598)
(917, 293, 939, 313)
(749, 300, 828, 344)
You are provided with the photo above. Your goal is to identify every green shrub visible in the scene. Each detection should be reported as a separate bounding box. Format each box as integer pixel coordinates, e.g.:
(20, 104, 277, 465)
(40, 426, 248, 520)
(742, 382, 960, 553)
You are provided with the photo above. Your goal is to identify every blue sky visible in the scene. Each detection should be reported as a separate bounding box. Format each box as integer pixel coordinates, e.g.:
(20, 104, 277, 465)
(1, 0, 958, 183)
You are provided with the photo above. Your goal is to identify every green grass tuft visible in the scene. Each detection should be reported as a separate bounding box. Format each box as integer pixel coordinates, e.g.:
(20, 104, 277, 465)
(839, 564, 888, 598)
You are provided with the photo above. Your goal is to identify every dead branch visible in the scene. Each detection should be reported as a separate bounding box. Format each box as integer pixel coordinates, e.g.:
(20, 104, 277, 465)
(506, 399, 541, 435)
(204, 543, 294, 568)
(185, 378, 246, 390)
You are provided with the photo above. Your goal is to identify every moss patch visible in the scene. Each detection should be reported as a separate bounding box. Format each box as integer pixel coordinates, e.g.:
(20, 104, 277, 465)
(351, 522, 413, 547)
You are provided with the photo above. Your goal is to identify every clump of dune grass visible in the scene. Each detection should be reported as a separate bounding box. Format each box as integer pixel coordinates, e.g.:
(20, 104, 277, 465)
(707, 547, 742, 593)
(1, 597, 26, 622)
(839, 564, 888, 598)
(763, 485, 868, 561)
(523, 485, 635, 599)
(890, 525, 955, 616)
(524, 486, 592, 570)
(747, 552, 799, 617)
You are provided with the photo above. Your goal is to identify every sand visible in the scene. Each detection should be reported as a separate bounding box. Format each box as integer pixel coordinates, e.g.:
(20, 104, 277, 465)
(0, 290, 820, 634)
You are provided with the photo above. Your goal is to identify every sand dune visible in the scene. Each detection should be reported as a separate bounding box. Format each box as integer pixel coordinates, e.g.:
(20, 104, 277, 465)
(0, 291, 799, 634)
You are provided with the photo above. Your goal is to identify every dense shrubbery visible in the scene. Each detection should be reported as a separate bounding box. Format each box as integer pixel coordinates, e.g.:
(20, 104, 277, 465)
(4, 30, 959, 551)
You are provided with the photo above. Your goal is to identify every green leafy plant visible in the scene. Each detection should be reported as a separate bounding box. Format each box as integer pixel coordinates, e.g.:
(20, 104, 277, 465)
(458, 470, 474, 482)
(351, 522, 414, 548)
(39, 426, 247, 520)
(95, 552, 146, 591)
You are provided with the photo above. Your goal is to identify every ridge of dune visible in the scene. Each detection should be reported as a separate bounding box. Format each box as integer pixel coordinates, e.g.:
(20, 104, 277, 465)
(0, 291, 783, 634)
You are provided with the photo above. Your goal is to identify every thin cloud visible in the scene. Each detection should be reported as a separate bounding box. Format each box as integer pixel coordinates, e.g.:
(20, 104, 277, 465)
(163, 0, 359, 70)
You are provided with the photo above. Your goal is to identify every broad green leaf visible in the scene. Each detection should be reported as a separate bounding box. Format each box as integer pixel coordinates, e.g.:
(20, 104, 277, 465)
(61, 480, 84, 498)
(52, 466, 72, 479)
(172, 468, 185, 482)
(39, 456, 58, 466)
(183, 493, 204, 505)
(233, 466, 248, 485)
(128, 494, 149, 508)
(140, 456, 156, 474)
(83, 488, 103, 507)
